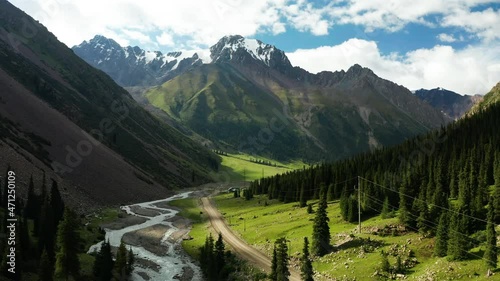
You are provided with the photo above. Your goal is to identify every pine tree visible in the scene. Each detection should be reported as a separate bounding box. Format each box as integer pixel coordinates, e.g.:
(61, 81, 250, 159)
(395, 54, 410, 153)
(494, 159, 500, 224)
(114, 241, 128, 279)
(347, 196, 358, 223)
(447, 211, 469, 261)
(300, 237, 314, 281)
(38, 248, 53, 281)
(199, 234, 216, 280)
(299, 184, 307, 208)
(215, 233, 225, 278)
(38, 196, 55, 261)
(484, 196, 498, 269)
(380, 197, 391, 219)
(54, 208, 80, 280)
(416, 199, 432, 236)
(307, 204, 313, 214)
(434, 212, 449, 257)
(394, 255, 404, 274)
(311, 191, 330, 256)
(126, 248, 135, 276)
(270, 246, 278, 281)
(399, 178, 414, 227)
(50, 180, 65, 230)
(380, 250, 390, 273)
(327, 183, 334, 202)
(244, 188, 253, 200)
(339, 189, 348, 221)
(93, 240, 114, 281)
(275, 238, 290, 281)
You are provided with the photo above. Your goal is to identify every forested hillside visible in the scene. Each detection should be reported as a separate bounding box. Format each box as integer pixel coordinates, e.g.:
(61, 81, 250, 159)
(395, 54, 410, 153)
(249, 90, 500, 261)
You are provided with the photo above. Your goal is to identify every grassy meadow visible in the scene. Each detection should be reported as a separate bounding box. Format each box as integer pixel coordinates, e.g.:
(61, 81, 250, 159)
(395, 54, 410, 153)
(212, 193, 499, 281)
(215, 153, 307, 182)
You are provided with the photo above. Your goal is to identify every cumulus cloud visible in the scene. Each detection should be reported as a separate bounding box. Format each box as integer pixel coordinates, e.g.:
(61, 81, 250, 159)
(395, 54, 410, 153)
(156, 32, 175, 47)
(282, 0, 330, 35)
(9, 0, 500, 50)
(287, 38, 500, 95)
(441, 7, 500, 41)
(327, 0, 500, 41)
(10, 0, 289, 48)
(8, 0, 500, 95)
(437, 33, 458, 42)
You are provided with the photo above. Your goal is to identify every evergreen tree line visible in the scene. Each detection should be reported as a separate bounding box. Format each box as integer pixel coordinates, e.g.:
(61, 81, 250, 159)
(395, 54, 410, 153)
(199, 233, 228, 281)
(247, 102, 500, 267)
(0, 171, 70, 281)
(0, 170, 136, 280)
(270, 236, 315, 281)
(213, 150, 228, 156)
(93, 240, 135, 281)
(249, 158, 278, 167)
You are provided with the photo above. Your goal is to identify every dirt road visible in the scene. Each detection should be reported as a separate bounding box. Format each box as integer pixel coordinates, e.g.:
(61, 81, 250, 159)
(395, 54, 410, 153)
(201, 197, 301, 281)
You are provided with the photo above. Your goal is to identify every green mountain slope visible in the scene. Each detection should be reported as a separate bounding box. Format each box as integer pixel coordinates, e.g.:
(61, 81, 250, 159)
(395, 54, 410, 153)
(0, 0, 219, 208)
(467, 82, 500, 116)
(147, 63, 318, 160)
(145, 60, 449, 162)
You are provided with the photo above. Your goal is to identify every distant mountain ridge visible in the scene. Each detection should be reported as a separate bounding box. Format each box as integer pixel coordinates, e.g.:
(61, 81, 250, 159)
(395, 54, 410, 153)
(414, 87, 482, 119)
(141, 35, 451, 161)
(73, 35, 203, 86)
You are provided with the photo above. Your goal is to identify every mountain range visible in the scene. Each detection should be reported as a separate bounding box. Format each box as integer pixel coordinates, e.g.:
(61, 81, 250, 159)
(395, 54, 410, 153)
(74, 35, 452, 162)
(414, 87, 482, 120)
(73, 35, 203, 87)
(0, 0, 219, 210)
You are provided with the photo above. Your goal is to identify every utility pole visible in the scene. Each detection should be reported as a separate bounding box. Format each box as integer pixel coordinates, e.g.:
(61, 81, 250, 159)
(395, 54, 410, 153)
(358, 176, 361, 234)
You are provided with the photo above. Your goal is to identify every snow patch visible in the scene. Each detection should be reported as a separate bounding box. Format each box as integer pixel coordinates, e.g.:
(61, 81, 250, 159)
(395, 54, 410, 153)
(220, 37, 274, 66)
(144, 51, 158, 64)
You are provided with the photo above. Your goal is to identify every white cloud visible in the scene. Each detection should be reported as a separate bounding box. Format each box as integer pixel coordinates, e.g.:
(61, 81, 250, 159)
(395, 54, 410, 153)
(9, 0, 500, 51)
(282, 0, 331, 35)
(6, 0, 339, 50)
(121, 29, 154, 46)
(327, 0, 500, 41)
(271, 22, 287, 35)
(441, 7, 500, 42)
(437, 33, 457, 42)
(287, 39, 500, 95)
(156, 32, 174, 47)
(10, 0, 289, 49)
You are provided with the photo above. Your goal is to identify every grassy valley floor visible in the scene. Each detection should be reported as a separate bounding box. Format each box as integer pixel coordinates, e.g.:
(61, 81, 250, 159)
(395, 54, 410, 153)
(210, 193, 499, 281)
(215, 153, 307, 182)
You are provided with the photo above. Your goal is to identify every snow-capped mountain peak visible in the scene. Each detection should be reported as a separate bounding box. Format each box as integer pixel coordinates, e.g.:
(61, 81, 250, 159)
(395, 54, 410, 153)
(72, 35, 203, 86)
(210, 35, 290, 68)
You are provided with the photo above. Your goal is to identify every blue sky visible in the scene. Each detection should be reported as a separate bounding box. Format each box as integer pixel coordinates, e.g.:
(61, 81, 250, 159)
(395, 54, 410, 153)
(9, 0, 500, 95)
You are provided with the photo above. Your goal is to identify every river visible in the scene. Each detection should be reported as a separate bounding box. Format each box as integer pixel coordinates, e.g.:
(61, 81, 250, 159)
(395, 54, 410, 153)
(88, 192, 203, 281)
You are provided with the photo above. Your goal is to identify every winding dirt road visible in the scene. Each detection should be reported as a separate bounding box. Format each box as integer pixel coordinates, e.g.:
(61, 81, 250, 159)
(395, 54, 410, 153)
(201, 197, 301, 281)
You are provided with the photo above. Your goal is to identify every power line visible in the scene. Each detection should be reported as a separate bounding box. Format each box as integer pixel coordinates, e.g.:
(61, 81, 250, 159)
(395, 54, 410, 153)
(361, 193, 500, 262)
(358, 176, 489, 225)
(361, 192, 498, 250)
